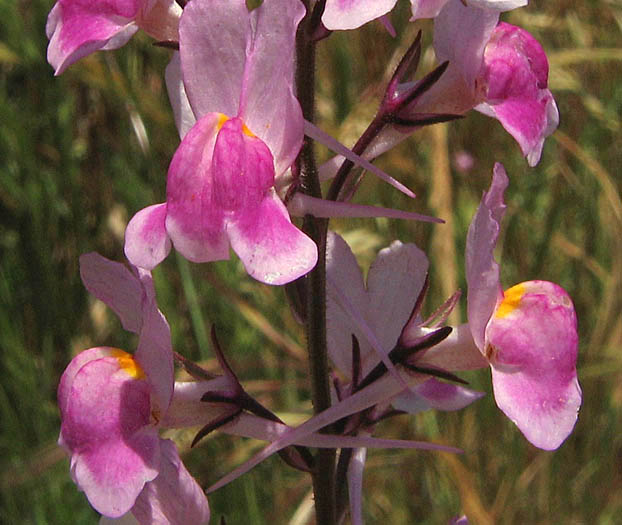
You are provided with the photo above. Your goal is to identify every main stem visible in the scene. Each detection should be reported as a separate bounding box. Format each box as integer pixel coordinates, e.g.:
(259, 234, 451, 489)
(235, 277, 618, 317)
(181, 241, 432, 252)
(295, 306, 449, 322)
(295, 4, 336, 524)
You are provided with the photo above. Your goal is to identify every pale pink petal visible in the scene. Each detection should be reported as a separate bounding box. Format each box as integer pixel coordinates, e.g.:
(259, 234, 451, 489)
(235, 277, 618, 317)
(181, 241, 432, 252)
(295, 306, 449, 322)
(135, 305, 174, 414)
(326, 231, 369, 375)
(179, 0, 249, 119)
(367, 241, 429, 357)
(392, 379, 484, 413)
(131, 440, 210, 525)
(165, 114, 230, 263)
(322, 0, 398, 30)
(415, 324, 489, 371)
(125, 203, 172, 271)
(240, 0, 305, 175)
(410, 0, 449, 20)
(227, 191, 317, 285)
(433, 2, 499, 90)
(465, 163, 508, 350)
(79, 253, 144, 333)
(46, 0, 139, 75)
(60, 355, 160, 517)
(165, 53, 196, 139)
(486, 281, 581, 450)
(468, 0, 527, 10)
(347, 446, 367, 525)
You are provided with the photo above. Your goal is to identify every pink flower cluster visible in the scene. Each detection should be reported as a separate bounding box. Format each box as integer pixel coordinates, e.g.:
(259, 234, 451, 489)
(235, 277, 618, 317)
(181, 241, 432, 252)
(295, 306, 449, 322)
(46, 0, 581, 522)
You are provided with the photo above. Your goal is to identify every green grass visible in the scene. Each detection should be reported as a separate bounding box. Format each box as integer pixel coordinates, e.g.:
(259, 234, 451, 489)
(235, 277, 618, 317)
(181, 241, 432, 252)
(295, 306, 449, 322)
(1, 0, 621, 523)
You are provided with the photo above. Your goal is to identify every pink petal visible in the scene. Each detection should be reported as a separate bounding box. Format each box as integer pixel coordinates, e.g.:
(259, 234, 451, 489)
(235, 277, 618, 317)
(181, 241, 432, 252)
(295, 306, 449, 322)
(179, 0, 249, 119)
(60, 354, 160, 517)
(79, 253, 144, 333)
(478, 23, 558, 166)
(433, 1, 499, 92)
(131, 440, 210, 525)
(125, 203, 172, 271)
(46, 0, 139, 74)
(367, 241, 429, 357)
(165, 113, 230, 263)
(392, 378, 484, 413)
(240, 0, 305, 175)
(165, 53, 196, 139)
(486, 281, 581, 450)
(465, 163, 508, 351)
(227, 191, 317, 285)
(322, 0, 398, 30)
(410, 0, 449, 20)
(58, 347, 121, 417)
(415, 324, 489, 371)
(135, 304, 174, 414)
(326, 231, 369, 375)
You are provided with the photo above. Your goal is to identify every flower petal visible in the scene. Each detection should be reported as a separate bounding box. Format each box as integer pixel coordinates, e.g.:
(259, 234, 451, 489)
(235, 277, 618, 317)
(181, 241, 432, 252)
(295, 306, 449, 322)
(392, 378, 484, 413)
(79, 253, 144, 333)
(165, 53, 196, 139)
(367, 240, 429, 359)
(135, 303, 174, 414)
(486, 281, 581, 450)
(165, 113, 230, 263)
(125, 203, 172, 271)
(323, 0, 398, 30)
(131, 440, 210, 525)
(465, 163, 508, 350)
(227, 191, 317, 285)
(60, 353, 160, 517)
(240, 0, 305, 175)
(326, 231, 369, 375)
(179, 0, 249, 119)
(46, 0, 139, 75)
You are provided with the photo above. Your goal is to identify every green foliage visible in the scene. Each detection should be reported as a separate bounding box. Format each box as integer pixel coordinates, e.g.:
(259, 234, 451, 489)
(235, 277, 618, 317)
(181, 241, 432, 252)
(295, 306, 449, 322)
(0, 0, 620, 523)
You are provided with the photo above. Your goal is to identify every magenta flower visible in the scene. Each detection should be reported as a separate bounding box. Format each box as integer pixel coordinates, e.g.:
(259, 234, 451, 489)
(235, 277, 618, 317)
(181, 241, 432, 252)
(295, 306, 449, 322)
(46, 0, 181, 75)
(125, 0, 317, 285)
(465, 163, 581, 449)
(58, 253, 209, 522)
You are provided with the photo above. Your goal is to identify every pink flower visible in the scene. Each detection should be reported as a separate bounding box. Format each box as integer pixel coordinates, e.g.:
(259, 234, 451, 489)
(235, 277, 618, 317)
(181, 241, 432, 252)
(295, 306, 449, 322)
(465, 163, 581, 449)
(125, 0, 317, 285)
(371, 1, 557, 166)
(46, 0, 181, 75)
(58, 253, 209, 523)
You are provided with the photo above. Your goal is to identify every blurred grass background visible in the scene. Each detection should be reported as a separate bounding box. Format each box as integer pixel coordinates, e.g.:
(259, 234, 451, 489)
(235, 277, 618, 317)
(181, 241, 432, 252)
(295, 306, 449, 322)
(1, 0, 621, 523)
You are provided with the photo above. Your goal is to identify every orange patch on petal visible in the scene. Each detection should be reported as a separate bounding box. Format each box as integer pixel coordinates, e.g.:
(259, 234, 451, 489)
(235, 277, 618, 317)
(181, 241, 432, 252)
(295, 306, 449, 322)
(109, 348, 146, 380)
(495, 282, 526, 319)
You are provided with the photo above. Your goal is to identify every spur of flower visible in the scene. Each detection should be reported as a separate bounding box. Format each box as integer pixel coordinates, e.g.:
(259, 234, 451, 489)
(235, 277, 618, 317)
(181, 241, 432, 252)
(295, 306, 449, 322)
(124, 0, 318, 286)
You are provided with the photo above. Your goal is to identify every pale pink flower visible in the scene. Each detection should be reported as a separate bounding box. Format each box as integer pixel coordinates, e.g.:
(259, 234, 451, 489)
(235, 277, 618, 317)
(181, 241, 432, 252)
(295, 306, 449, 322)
(125, 0, 318, 285)
(465, 163, 581, 449)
